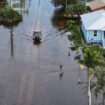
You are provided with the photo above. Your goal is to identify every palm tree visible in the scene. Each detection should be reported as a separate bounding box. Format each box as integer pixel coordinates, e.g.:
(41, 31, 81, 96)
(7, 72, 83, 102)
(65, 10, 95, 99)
(78, 45, 105, 105)
(91, 68, 105, 105)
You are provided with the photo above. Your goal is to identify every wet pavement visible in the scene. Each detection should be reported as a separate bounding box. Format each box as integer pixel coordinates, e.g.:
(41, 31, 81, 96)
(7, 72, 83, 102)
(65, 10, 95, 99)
(0, 0, 90, 105)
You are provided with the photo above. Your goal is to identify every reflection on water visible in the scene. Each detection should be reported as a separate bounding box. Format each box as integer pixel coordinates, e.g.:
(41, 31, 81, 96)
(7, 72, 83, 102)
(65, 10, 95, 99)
(10, 27, 14, 57)
(51, 7, 66, 30)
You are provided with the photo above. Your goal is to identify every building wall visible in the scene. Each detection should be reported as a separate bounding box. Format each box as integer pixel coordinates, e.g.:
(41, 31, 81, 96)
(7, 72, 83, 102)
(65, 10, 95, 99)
(81, 22, 105, 48)
(87, 30, 102, 43)
(101, 31, 105, 48)
(81, 23, 87, 41)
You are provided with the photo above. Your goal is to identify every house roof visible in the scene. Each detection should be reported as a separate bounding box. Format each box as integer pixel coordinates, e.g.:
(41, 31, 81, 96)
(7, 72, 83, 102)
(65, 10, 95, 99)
(81, 10, 105, 30)
(86, 0, 105, 11)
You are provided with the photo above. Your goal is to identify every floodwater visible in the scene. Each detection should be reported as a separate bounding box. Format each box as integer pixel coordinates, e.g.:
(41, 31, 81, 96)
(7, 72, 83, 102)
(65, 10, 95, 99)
(0, 0, 99, 105)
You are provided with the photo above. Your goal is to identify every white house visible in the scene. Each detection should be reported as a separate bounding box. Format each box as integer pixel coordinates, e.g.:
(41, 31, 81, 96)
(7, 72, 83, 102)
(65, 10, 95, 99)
(81, 10, 105, 48)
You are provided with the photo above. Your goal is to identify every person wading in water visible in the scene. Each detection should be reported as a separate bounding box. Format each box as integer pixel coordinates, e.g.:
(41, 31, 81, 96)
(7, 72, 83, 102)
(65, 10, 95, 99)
(59, 65, 63, 78)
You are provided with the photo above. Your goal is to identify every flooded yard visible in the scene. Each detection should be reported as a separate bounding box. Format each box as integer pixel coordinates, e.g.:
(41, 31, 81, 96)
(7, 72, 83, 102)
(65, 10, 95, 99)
(0, 0, 100, 105)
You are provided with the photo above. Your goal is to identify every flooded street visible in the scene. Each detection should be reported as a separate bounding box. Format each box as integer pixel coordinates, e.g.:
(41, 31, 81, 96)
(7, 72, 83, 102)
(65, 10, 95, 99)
(0, 0, 91, 105)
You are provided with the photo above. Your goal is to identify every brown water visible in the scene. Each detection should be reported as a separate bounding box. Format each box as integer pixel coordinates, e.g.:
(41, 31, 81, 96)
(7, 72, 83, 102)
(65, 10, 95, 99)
(0, 0, 91, 105)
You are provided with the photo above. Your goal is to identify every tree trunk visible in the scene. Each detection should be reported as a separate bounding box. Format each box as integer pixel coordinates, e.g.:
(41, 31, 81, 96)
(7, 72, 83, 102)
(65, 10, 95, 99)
(87, 68, 92, 105)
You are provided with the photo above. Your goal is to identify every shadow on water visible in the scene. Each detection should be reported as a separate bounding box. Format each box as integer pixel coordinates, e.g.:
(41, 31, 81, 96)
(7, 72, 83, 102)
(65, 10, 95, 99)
(51, 6, 66, 30)
(51, 6, 73, 31)
(33, 39, 41, 45)
(0, 17, 22, 58)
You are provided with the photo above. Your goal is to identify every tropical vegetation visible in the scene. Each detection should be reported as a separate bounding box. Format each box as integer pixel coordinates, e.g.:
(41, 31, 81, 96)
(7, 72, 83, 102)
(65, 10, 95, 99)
(0, 0, 22, 27)
(66, 3, 87, 18)
(0, 0, 7, 3)
(0, 7, 22, 26)
(78, 45, 105, 105)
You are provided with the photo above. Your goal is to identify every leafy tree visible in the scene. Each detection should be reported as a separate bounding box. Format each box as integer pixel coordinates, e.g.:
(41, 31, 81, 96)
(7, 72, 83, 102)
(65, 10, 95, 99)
(67, 20, 83, 49)
(0, 7, 22, 27)
(51, 0, 76, 7)
(78, 46, 105, 105)
(0, 0, 7, 6)
(0, 0, 7, 2)
(66, 3, 87, 18)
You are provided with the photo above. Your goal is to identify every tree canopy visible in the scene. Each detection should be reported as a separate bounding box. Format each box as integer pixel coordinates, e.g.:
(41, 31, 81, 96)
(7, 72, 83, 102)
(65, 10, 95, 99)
(66, 3, 87, 17)
(51, 0, 76, 7)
